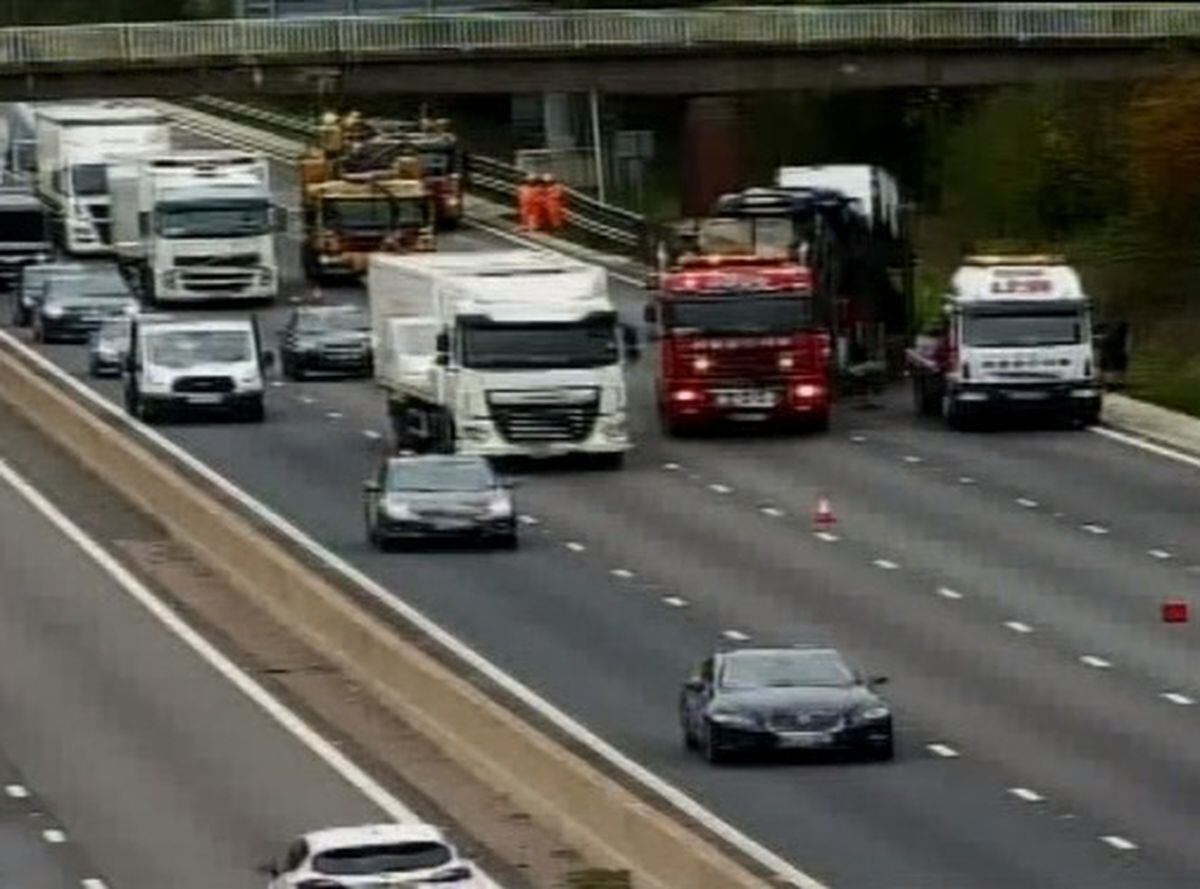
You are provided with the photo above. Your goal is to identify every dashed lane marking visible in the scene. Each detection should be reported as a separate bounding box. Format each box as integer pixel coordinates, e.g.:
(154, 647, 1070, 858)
(270, 381, 285, 388)
(1161, 692, 1195, 706)
(1081, 523, 1109, 535)
(759, 506, 786, 518)
(362, 430, 382, 441)
(1080, 655, 1113, 669)
(722, 630, 751, 642)
(325, 411, 344, 420)
(1016, 497, 1039, 508)
(82, 881, 109, 889)
(1148, 548, 1173, 560)
(298, 395, 316, 405)
(565, 541, 586, 553)
(1008, 787, 1045, 803)
(42, 829, 66, 844)
(815, 531, 840, 543)
(4, 784, 28, 798)
(662, 596, 689, 608)
(708, 483, 733, 495)
(1004, 621, 1034, 634)
(517, 514, 540, 526)
(873, 558, 900, 570)
(903, 455, 923, 464)
(1100, 835, 1138, 852)
(662, 462, 681, 471)
(936, 587, 964, 600)
(958, 476, 976, 485)
(926, 743, 960, 759)
(610, 568, 635, 580)
(850, 435, 867, 443)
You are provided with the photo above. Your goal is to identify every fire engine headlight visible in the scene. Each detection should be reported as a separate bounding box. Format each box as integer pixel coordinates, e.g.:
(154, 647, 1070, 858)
(599, 416, 628, 440)
(671, 388, 701, 403)
(692, 356, 712, 373)
(778, 354, 795, 371)
(795, 384, 823, 399)
(42, 304, 64, 319)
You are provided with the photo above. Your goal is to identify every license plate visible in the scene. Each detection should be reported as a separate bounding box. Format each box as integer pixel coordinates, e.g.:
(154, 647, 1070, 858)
(777, 732, 832, 749)
(1008, 391, 1047, 401)
(185, 394, 223, 405)
(716, 390, 777, 409)
(431, 519, 472, 531)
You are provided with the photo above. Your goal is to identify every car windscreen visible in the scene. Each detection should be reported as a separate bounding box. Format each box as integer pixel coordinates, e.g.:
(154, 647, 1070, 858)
(46, 275, 129, 299)
(665, 296, 812, 335)
(387, 460, 493, 493)
(963, 309, 1084, 347)
(146, 330, 253, 368)
(461, 317, 619, 370)
(0, 209, 46, 242)
(720, 650, 856, 690)
(312, 842, 453, 876)
(298, 309, 369, 333)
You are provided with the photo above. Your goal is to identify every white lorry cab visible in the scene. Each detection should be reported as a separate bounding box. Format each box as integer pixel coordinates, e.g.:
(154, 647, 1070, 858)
(110, 150, 282, 305)
(34, 103, 170, 255)
(124, 314, 273, 424)
(368, 250, 632, 467)
(908, 255, 1101, 429)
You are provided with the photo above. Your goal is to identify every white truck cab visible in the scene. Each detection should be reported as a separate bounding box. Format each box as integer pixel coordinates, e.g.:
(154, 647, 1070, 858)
(124, 314, 273, 424)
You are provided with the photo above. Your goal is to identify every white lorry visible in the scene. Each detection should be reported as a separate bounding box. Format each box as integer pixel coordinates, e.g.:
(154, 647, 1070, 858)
(368, 250, 631, 467)
(907, 255, 1101, 429)
(34, 103, 170, 255)
(111, 150, 281, 304)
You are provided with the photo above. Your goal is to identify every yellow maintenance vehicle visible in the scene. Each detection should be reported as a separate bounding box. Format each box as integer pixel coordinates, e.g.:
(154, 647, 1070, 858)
(299, 112, 436, 283)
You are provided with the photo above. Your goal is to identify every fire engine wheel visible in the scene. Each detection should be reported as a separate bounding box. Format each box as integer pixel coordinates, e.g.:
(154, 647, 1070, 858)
(943, 394, 969, 431)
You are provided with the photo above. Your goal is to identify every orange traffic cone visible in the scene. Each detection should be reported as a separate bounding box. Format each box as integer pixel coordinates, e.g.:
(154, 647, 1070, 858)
(812, 493, 837, 529)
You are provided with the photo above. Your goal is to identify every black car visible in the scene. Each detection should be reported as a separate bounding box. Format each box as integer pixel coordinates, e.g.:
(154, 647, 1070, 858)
(11, 261, 87, 327)
(279, 304, 373, 380)
(33, 268, 137, 344)
(88, 316, 132, 377)
(680, 645, 894, 763)
(363, 455, 517, 549)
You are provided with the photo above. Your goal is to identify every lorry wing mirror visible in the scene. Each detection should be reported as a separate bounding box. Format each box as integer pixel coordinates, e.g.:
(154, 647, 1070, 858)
(621, 323, 640, 361)
(434, 352, 450, 367)
(262, 350, 277, 370)
(137, 211, 150, 238)
(642, 303, 657, 325)
(273, 206, 289, 233)
(435, 331, 450, 362)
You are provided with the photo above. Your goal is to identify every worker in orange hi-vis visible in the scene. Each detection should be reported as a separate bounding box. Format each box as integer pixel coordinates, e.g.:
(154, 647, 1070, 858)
(543, 173, 567, 231)
(517, 173, 540, 231)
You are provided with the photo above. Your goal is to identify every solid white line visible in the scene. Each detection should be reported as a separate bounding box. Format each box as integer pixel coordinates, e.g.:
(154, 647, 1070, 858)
(610, 568, 635, 580)
(565, 541, 586, 553)
(722, 630, 751, 642)
(0, 459, 425, 827)
(1161, 692, 1195, 706)
(662, 596, 689, 608)
(1080, 655, 1112, 669)
(1100, 835, 1138, 851)
(1081, 523, 1109, 535)
(1008, 787, 1045, 803)
(958, 476, 976, 485)
(926, 743, 960, 759)
(873, 558, 900, 570)
(936, 587, 964, 600)
(814, 531, 840, 543)
(1147, 548, 1173, 560)
(1092, 426, 1200, 471)
(42, 829, 67, 844)
(1004, 621, 1034, 634)
(1016, 497, 1039, 509)
(4, 784, 28, 798)
(708, 483, 732, 495)
(759, 506, 786, 518)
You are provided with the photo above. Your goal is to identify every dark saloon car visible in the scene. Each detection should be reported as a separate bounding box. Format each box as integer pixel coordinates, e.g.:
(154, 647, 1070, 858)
(88, 316, 132, 377)
(279, 303, 372, 380)
(33, 268, 137, 344)
(680, 645, 894, 763)
(11, 261, 88, 327)
(364, 455, 517, 549)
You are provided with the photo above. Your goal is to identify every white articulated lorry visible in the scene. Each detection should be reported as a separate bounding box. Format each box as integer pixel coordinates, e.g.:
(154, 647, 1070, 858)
(111, 150, 281, 305)
(34, 103, 170, 255)
(368, 250, 632, 467)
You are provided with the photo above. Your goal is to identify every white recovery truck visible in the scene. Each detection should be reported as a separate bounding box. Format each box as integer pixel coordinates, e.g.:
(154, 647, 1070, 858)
(368, 250, 631, 467)
(907, 255, 1101, 428)
(110, 150, 282, 305)
(34, 103, 170, 255)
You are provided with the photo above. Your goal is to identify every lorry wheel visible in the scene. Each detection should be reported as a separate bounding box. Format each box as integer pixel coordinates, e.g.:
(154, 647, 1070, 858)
(914, 376, 942, 417)
(943, 395, 968, 431)
(810, 411, 831, 434)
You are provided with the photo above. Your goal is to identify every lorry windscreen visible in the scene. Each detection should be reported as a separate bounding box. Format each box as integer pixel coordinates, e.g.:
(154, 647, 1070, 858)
(70, 164, 108, 197)
(0, 210, 46, 243)
(964, 310, 1083, 347)
(157, 199, 271, 239)
(146, 330, 253, 368)
(665, 295, 812, 335)
(324, 198, 424, 233)
(461, 319, 618, 370)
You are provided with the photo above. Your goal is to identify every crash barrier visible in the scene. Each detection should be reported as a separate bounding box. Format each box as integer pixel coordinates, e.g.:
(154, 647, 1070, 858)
(4, 5, 1200, 68)
(0, 332, 785, 889)
(177, 95, 652, 257)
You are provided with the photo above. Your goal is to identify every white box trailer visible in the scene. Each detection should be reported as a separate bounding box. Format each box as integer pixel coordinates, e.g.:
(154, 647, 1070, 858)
(34, 102, 170, 256)
(110, 149, 281, 304)
(368, 249, 631, 465)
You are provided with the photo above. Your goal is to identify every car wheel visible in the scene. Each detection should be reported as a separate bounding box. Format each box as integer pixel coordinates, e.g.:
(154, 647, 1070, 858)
(701, 721, 727, 765)
(681, 715, 699, 751)
(137, 399, 159, 425)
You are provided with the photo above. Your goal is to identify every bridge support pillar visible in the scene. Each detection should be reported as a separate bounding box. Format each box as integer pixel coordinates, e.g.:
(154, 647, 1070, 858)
(681, 95, 744, 217)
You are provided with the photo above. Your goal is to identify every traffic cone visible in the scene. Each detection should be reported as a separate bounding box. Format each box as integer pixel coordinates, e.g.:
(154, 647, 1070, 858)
(812, 493, 837, 529)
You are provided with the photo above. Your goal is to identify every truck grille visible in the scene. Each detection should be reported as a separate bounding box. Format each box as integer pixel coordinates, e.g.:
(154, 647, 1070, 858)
(175, 253, 261, 268)
(172, 376, 234, 394)
(179, 270, 259, 293)
(489, 401, 599, 444)
(320, 339, 368, 360)
(767, 710, 842, 732)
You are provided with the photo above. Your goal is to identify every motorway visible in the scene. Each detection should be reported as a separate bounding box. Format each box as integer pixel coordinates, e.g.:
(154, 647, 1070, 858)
(8, 125, 1200, 887)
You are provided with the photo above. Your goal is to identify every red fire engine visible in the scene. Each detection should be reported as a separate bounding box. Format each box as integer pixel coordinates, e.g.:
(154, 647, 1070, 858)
(644, 217, 832, 435)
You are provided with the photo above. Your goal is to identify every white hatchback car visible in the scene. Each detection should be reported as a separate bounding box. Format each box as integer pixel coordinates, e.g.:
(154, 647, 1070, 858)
(266, 823, 481, 887)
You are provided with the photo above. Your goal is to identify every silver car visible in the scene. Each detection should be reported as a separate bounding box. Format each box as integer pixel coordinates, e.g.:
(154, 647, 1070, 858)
(88, 316, 132, 377)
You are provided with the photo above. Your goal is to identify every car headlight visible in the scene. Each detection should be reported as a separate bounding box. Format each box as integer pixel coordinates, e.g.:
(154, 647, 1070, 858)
(485, 495, 513, 518)
(708, 710, 759, 729)
(381, 497, 417, 520)
(855, 705, 891, 723)
(42, 304, 64, 318)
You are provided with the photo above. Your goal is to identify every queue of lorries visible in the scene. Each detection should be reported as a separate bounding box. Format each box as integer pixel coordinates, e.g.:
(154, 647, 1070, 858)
(0, 97, 1110, 883)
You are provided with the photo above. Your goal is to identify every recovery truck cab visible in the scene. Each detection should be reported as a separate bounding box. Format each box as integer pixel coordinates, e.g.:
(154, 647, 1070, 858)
(299, 152, 434, 282)
(368, 250, 631, 467)
(907, 255, 1101, 429)
(645, 216, 832, 435)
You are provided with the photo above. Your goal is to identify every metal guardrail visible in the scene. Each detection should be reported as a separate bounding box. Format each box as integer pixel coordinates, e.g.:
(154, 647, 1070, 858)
(3, 5, 1200, 69)
(181, 96, 652, 256)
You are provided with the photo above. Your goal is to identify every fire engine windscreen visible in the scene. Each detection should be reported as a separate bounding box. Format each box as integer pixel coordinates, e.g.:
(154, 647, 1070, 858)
(665, 296, 813, 335)
(696, 217, 793, 259)
(157, 198, 272, 239)
(324, 198, 425, 233)
(460, 314, 619, 370)
(963, 308, 1085, 348)
(70, 164, 109, 197)
(0, 211, 46, 243)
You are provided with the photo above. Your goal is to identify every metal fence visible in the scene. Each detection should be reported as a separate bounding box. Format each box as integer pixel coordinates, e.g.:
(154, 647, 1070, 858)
(3, 5, 1200, 69)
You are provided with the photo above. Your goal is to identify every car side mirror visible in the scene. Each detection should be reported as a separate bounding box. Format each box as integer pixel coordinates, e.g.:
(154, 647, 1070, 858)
(621, 323, 640, 362)
(262, 350, 277, 370)
(643, 303, 658, 325)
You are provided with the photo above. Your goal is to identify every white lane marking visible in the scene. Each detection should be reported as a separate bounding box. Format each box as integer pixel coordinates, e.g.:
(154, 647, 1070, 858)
(1016, 497, 1039, 509)
(1004, 621, 1034, 634)
(517, 514, 540, 527)
(708, 483, 732, 495)
(42, 829, 67, 844)
(1147, 548, 1173, 560)
(1092, 426, 1200, 471)
(850, 434, 867, 443)
(1081, 523, 1109, 535)
(759, 506, 786, 518)
(9, 241, 834, 889)
(926, 743, 960, 759)
(270, 381, 285, 388)
(1161, 692, 1195, 706)
(662, 596, 689, 608)
(814, 531, 840, 543)
(565, 541, 586, 553)
(0, 460, 428, 826)
(1080, 655, 1112, 669)
(82, 880, 109, 889)
(325, 411, 344, 420)
(662, 462, 681, 471)
(873, 558, 900, 570)
(903, 455, 923, 464)
(722, 630, 751, 642)
(298, 395, 316, 405)
(362, 430, 382, 441)
(958, 476, 976, 485)
(1100, 835, 1138, 851)
(1008, 787, 1045, 803)
(4, 784, 28, 798)
(936, 586, 964, 600)
(610, 568, 634, 580)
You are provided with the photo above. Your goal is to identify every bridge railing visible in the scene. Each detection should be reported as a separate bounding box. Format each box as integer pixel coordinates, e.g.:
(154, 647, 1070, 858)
(3, 5, 1200, 67)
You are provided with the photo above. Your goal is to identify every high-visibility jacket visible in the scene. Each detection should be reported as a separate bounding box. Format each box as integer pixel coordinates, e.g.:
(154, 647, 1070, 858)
(544, 182, 567, 230)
